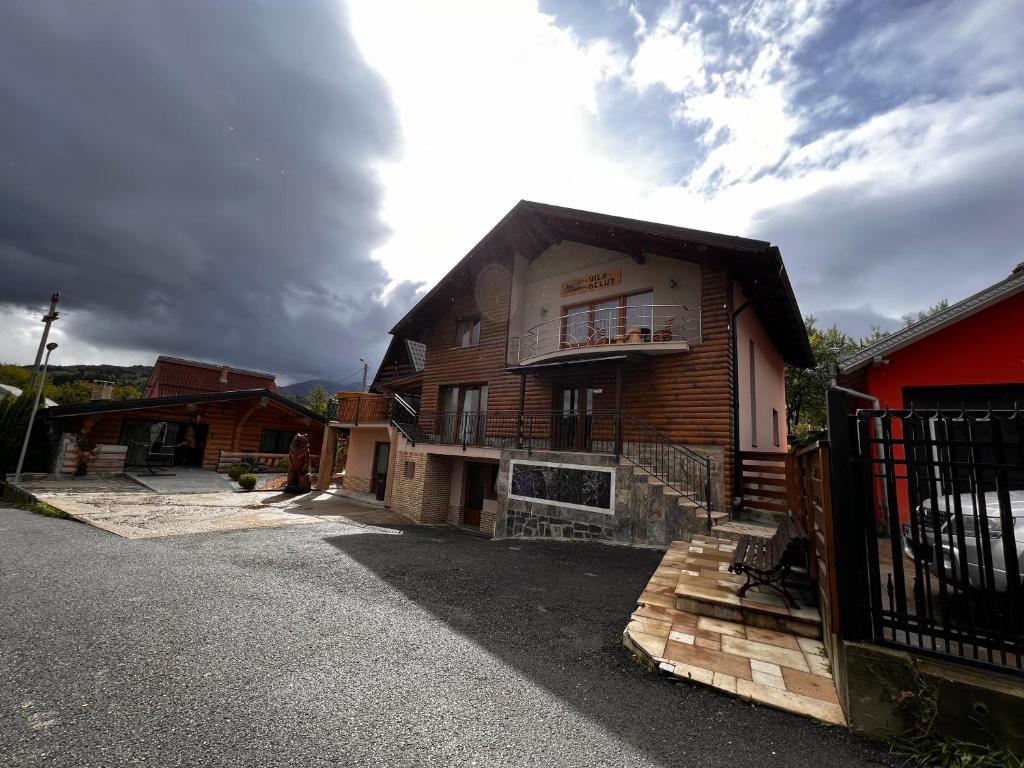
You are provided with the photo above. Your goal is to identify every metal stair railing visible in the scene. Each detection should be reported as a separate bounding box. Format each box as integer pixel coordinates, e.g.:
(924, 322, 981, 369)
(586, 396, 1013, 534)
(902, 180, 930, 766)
(618, 411, 714, 529)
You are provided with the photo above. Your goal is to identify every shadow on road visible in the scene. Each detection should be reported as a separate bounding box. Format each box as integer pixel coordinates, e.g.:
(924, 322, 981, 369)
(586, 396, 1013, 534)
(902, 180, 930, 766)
(323, 526, 888, 767)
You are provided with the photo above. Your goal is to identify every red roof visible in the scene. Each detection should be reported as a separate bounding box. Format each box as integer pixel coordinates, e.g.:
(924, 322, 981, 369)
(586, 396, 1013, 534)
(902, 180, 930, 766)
(144, 356, 277, 398)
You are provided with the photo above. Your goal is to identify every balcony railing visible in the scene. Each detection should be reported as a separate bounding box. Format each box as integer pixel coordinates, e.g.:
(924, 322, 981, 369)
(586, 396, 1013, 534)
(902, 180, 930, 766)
(390, 408, 714, 519)
(510, 304, 701, 363)
(336, 394, 392, 424)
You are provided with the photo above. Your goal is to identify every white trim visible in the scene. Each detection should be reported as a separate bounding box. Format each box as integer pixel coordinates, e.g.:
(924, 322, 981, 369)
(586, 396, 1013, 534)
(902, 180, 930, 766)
(508, 458, 616, 514)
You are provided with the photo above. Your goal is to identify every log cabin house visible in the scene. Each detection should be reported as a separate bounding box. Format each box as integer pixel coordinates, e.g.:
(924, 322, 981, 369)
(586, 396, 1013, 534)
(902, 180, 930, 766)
(45, 357, 326, 474)
(320, 201, 812, 547)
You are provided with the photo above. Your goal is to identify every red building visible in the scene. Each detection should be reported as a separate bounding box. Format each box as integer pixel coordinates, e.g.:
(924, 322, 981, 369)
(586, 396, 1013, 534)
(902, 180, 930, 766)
(838, 263, 1024, 522)
(838, 263, 1024, 411)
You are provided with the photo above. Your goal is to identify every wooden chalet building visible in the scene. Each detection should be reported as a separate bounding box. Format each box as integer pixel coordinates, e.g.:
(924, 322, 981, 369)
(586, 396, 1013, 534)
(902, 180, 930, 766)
(46, 357, 326, 474)
(320, 201, 812, 547)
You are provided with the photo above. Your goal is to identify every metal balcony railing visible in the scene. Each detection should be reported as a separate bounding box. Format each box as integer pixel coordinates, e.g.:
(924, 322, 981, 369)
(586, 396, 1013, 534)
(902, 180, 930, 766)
(389, 406, 715, 521)
(510, 304, 701, 363)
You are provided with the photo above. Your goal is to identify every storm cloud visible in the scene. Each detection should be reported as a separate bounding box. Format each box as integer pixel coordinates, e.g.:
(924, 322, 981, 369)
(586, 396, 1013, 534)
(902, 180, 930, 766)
(0, 0, 409, 380)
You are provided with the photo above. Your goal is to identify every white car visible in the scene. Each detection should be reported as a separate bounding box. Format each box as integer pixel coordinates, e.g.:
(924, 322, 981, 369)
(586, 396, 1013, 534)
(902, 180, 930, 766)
(902, 490, 1024, 592)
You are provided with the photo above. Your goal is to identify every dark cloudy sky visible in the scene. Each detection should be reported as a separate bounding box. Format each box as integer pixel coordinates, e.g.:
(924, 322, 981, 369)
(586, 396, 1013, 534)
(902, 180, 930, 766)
(1, 1, 1022, 382)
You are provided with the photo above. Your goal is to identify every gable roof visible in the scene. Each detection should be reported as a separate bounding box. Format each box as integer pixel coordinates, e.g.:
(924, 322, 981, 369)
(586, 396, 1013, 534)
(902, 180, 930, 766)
(370, 336, 427, 391)
(839, 265, 1024, 374)
(390, 200, 813, 368)
(145, 355, 277, 397)
(45, 388, 326, 422)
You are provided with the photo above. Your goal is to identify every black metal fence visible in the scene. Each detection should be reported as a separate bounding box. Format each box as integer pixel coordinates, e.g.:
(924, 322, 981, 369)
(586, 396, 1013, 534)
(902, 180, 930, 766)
(839, 401, 1023, 674)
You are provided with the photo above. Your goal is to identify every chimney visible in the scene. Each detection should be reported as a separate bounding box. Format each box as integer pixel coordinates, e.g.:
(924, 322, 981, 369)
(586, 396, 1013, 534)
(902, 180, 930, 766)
(90, 380, 115, 401)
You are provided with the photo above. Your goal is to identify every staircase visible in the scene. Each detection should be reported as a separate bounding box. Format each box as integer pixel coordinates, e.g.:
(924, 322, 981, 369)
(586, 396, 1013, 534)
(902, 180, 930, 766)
(670, 536, 822, 639)
(387, 397, 734, 545)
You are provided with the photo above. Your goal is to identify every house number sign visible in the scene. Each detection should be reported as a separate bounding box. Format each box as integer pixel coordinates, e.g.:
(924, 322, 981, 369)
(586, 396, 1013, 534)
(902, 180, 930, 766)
(560, 266, 621, 298)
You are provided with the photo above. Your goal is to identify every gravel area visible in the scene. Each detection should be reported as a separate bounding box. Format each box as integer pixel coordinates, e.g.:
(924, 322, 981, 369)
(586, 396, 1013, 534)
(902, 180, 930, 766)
(0, 506, 892, 767)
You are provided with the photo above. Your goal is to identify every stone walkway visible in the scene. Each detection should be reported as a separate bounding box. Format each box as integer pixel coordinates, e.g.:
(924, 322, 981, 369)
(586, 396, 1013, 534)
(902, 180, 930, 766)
(623, 535, 846, 726)
(11, 476, 412, 539)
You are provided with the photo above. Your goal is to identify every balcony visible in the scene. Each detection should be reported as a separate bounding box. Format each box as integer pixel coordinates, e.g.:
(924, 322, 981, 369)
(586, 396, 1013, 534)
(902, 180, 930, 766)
(509, 304, 701, 365)
(335, 393, 392, 425)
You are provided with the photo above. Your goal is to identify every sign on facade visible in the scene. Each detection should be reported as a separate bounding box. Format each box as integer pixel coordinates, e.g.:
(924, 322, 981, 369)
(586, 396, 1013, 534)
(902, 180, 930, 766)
(560, 266, 621, 298)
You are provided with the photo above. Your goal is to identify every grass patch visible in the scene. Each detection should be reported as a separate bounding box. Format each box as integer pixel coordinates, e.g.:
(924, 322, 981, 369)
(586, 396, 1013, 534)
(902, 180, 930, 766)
(893, 735, 1024, 768)
(11, 499, 69, 519)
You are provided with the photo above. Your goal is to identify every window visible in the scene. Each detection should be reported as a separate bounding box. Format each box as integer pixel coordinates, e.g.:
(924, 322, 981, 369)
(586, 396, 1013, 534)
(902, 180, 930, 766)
(561, 289, 655, 347)
(438, 384, 488, 443)
(453, 316, 481, 348)
(772, 409, 780, 447)
(260, 429, 296, 454)
(749, 339, 757, 448)
(404, 460, 416, 479)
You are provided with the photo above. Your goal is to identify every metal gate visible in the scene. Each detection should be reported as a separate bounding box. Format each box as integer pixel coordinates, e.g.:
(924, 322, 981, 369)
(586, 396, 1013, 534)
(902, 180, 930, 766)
(833, 397, 1023, 674)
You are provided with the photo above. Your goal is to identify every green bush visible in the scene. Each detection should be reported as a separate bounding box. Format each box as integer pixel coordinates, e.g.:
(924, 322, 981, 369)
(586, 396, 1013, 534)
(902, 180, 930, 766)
(239, 455, 268, 474)
(237, 473, 258, 491)
(227, 464, 246, 481)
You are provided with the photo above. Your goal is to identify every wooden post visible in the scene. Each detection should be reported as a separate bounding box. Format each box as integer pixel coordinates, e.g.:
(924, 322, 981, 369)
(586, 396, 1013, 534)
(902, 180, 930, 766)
(516, 373, 526, 449)
(317, 425, 336, 490)
(613, 361, 623, 458)
(826, 388, 870, 641)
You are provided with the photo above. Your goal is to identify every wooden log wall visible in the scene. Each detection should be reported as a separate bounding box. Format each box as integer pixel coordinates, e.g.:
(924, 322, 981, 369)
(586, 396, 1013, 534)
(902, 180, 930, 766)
(52, 399, 324, 471)
(415, 258, 738, 507)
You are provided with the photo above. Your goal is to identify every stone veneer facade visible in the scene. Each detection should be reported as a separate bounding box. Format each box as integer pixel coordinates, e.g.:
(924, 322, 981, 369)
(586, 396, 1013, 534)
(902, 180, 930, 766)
(493, 449, 706, 548)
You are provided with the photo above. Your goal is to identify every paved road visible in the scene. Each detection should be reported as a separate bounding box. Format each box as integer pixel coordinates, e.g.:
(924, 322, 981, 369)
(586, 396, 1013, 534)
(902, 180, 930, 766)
(0, 506, 892, 767)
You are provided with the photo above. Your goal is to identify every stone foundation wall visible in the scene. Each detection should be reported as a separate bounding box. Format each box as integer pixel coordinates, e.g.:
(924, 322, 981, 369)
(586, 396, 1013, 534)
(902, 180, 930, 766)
(342, 475, 371, 494)
(494, 449, 702, 548)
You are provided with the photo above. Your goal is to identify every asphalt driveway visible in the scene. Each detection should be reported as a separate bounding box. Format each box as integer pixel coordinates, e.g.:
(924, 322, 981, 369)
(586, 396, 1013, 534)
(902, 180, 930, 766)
(0, 507, 891, 767)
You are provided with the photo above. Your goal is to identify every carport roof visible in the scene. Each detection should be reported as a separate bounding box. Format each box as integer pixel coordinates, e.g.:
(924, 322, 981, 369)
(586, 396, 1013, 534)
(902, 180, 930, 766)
(45, 388, 327, 422)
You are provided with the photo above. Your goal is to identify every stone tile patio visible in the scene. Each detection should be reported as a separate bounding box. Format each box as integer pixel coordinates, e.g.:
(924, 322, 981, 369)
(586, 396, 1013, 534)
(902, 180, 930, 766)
(624, 535, 846, 727)
(9, 476, 412, 539)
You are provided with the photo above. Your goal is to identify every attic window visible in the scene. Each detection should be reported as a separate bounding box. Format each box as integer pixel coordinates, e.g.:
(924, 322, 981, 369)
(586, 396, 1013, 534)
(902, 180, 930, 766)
(453, 317, 481, 348)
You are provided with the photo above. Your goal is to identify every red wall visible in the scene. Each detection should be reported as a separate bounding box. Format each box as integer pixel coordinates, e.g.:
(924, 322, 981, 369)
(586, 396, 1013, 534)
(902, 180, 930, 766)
(854, 290, 1023, 522)
(860, 290, 1024, 408)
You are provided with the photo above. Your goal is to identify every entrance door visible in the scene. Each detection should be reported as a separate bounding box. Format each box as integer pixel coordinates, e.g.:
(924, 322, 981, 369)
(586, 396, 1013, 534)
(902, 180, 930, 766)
(370, 441, 390, 501)
(463, 462, 490, 527)
(554, 387, 593, 450)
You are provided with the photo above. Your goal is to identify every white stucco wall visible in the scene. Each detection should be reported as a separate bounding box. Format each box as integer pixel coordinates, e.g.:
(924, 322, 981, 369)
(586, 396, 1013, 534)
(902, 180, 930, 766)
(345, 426, 392, 479)
(734, 285, 788, 451)
(507, 241, 702, 361)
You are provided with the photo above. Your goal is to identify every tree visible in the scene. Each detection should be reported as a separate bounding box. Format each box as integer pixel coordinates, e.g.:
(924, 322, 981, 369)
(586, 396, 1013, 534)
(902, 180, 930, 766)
(902, 299, 949, 328)
(50, 380, 92, 405)
(0, 394, 50, 473)
(0, 364, 31, 389)
(112, 385, 141, 400)
(785, 316, 860, 440)
(303, 384, 329, 416)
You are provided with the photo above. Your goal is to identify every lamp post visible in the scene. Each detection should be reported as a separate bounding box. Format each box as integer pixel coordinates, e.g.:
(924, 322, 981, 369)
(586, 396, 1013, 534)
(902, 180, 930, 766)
(14, 342, 57, 483)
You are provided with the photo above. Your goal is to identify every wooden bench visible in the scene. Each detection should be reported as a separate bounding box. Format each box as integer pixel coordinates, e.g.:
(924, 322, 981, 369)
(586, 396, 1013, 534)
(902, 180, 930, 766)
(728, 517, 809, 608)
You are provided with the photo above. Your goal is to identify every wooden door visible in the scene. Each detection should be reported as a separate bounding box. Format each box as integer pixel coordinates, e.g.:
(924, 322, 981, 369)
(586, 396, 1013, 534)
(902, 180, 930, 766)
(463, 462, 489, 527)
(370, 441, 389, 501)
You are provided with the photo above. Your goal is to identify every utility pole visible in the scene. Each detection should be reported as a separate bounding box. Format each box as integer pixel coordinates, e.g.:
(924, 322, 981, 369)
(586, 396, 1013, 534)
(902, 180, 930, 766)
(27, 292, 60, 391)
(15, 342, 57, 482)
(359, 358, 368, 393)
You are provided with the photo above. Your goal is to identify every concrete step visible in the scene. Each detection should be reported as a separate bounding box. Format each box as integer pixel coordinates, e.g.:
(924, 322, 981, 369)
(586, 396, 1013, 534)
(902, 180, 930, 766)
(671, 537, 822, 640)
(710, 519, 778, 542)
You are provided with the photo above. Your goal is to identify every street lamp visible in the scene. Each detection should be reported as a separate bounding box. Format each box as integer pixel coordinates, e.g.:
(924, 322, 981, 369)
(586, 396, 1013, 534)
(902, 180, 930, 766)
(14, 342, 58, 483)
